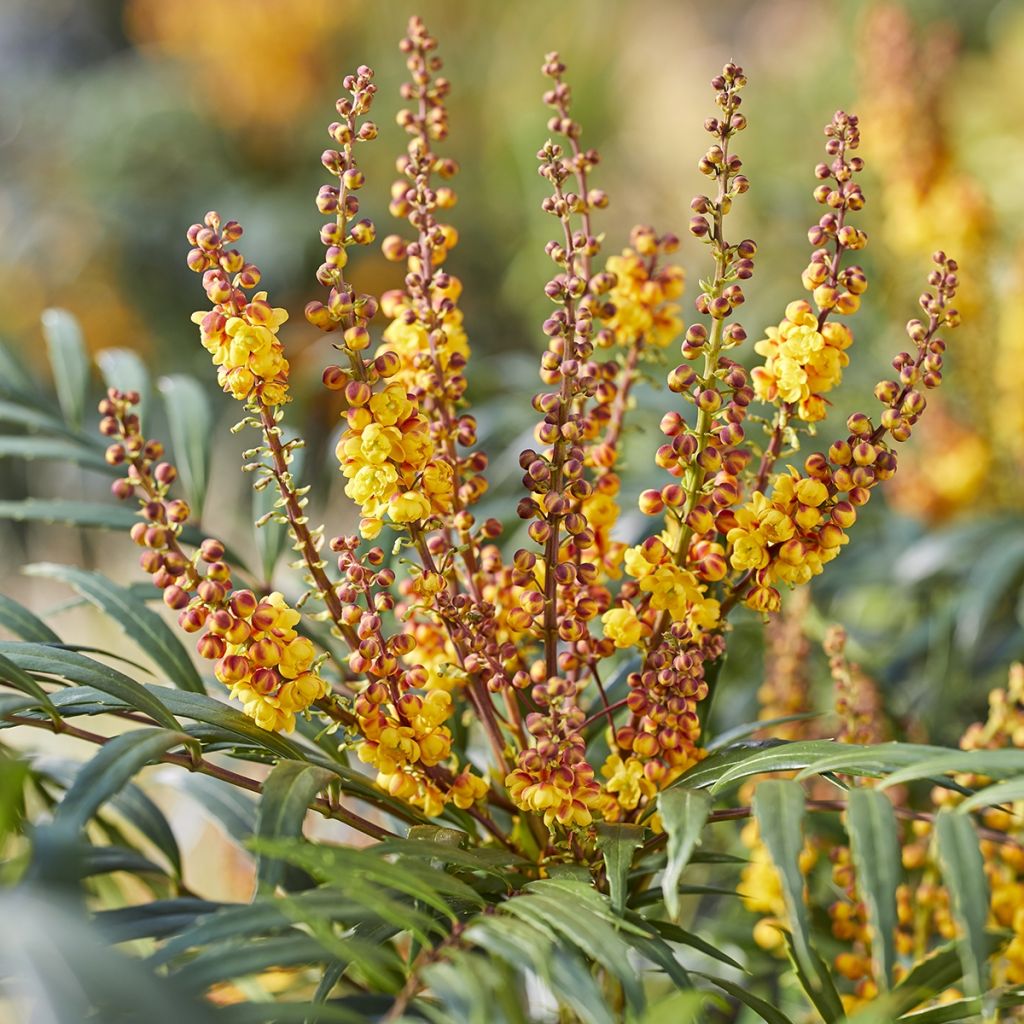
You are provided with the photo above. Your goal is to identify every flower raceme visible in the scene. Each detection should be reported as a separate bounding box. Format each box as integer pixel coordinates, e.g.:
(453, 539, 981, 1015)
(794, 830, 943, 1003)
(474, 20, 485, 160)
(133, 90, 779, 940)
(104, 19, 960, 849)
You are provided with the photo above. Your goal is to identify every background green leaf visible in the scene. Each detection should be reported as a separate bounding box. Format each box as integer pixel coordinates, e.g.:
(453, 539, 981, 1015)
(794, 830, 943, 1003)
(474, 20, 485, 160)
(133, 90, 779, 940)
(24, 563, 205, 693)
(255, 761, 334, 891)
(934, 808, 989, 997)
(41, 308, 91, 430)
(658, 786, 712, 922)
(846, 787, 901, 989)
(594, 822, 644, 915)
(53, 728, 193, 832)
(157, 374, 212, 515)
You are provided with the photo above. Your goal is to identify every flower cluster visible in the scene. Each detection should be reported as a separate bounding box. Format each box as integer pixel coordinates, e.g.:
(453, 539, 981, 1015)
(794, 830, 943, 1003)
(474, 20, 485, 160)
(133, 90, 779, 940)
(752, 302, 854, 422)
(858, 4, 1024, 524)
(336, 379, 451, 534)
(99, 21, 961, 867)
(187, 214, 291, 407)
(204, 591, 327, 733)
(737, 605, 1024, 1011)
(751, 110, 866, 423)
(101, 389, 327, 732)
(604, 239, 685, 352)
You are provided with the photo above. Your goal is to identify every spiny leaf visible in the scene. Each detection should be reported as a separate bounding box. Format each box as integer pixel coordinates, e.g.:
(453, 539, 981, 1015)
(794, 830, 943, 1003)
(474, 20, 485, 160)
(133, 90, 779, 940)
(503, 884, 645, 1010)
(934, 808, 989, 996)
(846, 787, 901, 989)
(148, 890, 374, 967)
(898, 988, 1024, 1023)
(0, 339, 43, 404)
(278, 904, 405, 995)
(879, 749, 1024, 790)
(26, 756, 181, 877)
(0, 650, 61, 724)
(108, 780, 183, 878)
(0, 594, 61, 644)
(705, 712, 822, 751)
(255, 761, 334, 891)
(138, 686, 308, 759)
(169, 933, 334, 994)
(96, 897, 226, 943)
(0, 888, 222, 1023)
(0, 436, 113, 472)
(694, 971, 796, 1024)
(157, 374, 212, 515)
(0, 398, 80, 437)
(957, 775, 1024, 814)
(678, 739, 856, 792)
(594, 822, 644, 915)
(42, 308, 90, 429)
(251, 838, 483, 918)
(889, 941, 965, 1014)
(794, 742, 955, 782)
(75, 844, 168, 879)
(647, 919, 744, 972)
(0, 643, 181, 731)
(24, 564, 205, 693)
(0, 694, 57, 719)
(751, 780, 825, 1005)
(658, 786, 712, 921)
(466, 914, 614, 1024)
(780, 929, 845, 1022)
(53, 728, 194, 832)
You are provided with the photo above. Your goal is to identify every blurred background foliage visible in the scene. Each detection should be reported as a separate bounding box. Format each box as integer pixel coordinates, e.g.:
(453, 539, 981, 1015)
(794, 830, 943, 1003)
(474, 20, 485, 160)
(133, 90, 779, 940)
(2, 0, 1023, 745)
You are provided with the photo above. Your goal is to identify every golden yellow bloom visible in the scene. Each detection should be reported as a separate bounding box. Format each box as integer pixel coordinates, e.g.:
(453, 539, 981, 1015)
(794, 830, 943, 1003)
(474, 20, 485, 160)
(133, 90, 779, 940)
(601, 604, 643, 649)
(751, 300, 852, 422)
(623, 541, 719, 634)
(605, 248, 684, 349)
(379, 281, 471, 393)
(726, 470, 851, 603)
(389, 490, 431, 524)
(192, 293, 291, 407)
(506, 759, 601, 829)
(200, 591, 326, 732)
(598, 754, 656, 820)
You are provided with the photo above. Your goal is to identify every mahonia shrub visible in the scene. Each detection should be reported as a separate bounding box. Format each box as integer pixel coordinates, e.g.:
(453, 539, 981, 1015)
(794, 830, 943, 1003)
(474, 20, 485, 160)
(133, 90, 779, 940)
(117, 18, 959, 831)
(13, 15, 1024, 1024)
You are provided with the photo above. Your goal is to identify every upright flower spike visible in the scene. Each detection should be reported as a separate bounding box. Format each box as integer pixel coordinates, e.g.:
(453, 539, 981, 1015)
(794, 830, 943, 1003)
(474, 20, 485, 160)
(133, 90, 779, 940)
(728, 251, 959, 614)
(126, 26, 971, 849)
(379, 16, 482, 516)
(586, 65, 755, 817)
(505, 52, 617, 831)
(306, 63, 379, 355)
(103, 389, 331, 733)
(751, 111, 867, 426)
(186, 214, 291, 407)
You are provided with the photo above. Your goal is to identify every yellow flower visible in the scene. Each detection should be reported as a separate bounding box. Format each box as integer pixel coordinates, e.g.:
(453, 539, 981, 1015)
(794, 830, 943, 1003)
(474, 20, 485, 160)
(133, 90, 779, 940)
(344, 463, 399, 515)
(192, 291, 291, 407)
(601, 605, 643, 649)
(368, 383, 413, 427)
(605, 248, 685, 349)
(600, 754, 655, 816)
(389, 490, 431, 524)
(751, 299, 853, 422)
